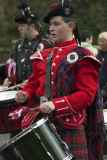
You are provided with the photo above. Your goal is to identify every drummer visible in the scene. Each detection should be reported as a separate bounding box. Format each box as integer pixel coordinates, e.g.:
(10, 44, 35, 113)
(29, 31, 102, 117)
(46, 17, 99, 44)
(2, 2, 53, 89)
(15, 1, 106, 160)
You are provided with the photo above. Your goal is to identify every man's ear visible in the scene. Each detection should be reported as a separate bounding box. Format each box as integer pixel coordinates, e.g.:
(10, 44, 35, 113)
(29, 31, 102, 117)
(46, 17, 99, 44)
(30, 23, 35, 29)
(68, 22, 75, 31)
(86, 37, 90, 43)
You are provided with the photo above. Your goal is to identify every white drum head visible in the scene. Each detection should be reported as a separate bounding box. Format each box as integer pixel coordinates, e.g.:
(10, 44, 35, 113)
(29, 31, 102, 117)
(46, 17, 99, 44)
(103, 109, 107, 129)
(0, 91, 17, 101)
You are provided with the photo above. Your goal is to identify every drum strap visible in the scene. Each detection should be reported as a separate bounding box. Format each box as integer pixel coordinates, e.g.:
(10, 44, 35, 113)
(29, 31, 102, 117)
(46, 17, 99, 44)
(45, 50, 54, 101)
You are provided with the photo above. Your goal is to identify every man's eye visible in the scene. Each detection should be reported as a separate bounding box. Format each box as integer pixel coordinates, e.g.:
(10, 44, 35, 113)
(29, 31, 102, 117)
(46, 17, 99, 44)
(54, 23, 60, 26)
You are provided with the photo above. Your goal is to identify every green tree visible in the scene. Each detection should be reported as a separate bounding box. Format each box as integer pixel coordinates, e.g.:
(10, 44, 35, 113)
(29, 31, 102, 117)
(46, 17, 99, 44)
(0, 0, 106, 48)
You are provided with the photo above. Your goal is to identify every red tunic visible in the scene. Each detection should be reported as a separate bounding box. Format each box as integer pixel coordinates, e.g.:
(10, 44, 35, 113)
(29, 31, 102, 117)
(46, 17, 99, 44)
(23, 38, 102, 128)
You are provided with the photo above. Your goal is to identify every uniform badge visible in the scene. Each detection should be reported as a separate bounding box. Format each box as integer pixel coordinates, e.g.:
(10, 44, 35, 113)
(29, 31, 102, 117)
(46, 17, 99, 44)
(18, 44, 21, 51)
(30, 51, 43, 60)
(21, 58, 25, 63)
(64, 7, 71, 16)
(67, 52, 78, 63)
(37, 43, 44, 51)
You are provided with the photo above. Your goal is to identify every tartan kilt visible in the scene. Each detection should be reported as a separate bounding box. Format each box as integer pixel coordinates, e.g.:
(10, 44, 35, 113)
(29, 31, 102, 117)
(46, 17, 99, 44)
(51, 119, 88, 160)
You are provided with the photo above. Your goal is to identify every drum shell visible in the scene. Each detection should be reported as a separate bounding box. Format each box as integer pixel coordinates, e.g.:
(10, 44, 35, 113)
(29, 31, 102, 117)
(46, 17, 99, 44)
(0, 118, 73, 160)
(0, 91, 22, 133)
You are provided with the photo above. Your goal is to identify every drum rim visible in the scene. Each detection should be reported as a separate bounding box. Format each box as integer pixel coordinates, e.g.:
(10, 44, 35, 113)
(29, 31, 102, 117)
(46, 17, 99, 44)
(103, 109, 107, 123)
(0, 117, 74, 160)
(0, 99, 17, 104)
(0, 118, 48, 152)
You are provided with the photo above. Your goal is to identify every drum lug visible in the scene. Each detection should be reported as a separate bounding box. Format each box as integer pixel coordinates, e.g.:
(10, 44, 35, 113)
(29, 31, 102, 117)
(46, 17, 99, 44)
(62, 141, 69, 150)
(50, 123, 57, 131)
(47, 152, 54, 160)
(63, 155, 73, 160)
(33, 131, 41, 140)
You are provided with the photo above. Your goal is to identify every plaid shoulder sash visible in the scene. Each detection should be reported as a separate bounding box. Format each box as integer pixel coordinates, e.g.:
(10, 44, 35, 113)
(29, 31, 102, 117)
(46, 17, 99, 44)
(54, 46, 106, 159)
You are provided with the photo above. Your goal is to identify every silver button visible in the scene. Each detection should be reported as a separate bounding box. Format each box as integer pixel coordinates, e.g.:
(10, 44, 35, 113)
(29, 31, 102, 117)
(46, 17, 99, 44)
(59, 48, 62, 52)
(51, 72, 54, 75)
(66, 118, 69, 122)
(52, 63, 56, 66)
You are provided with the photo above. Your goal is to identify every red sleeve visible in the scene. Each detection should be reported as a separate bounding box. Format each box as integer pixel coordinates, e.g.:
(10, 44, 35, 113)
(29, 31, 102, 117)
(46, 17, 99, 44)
(22, 61, 39, 106)
(52, 60, 98, 117)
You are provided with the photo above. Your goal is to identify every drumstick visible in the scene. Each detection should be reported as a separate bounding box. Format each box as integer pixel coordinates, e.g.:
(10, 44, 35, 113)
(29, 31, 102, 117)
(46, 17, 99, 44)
(0, 83, 24, 92)
(0, 79, 28, 92)
(14, 82, 19, 91)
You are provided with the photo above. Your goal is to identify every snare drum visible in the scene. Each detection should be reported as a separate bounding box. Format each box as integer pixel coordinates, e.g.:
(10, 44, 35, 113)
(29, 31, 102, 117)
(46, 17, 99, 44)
(0, 118, 73, 160)
(0, 91, 22, 133)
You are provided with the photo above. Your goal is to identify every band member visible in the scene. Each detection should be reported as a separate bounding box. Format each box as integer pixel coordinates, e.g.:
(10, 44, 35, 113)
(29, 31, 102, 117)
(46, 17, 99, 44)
(3, 2, 53, 87)
(15, 1, 105, 159)
(97, 32, 107, 89)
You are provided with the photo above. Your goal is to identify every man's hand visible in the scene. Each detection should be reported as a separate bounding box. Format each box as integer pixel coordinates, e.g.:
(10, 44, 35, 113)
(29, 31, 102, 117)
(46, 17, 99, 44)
(3, 78, 12, 86)
(39, 101, 55, 114)
(15, 90, 28, 103)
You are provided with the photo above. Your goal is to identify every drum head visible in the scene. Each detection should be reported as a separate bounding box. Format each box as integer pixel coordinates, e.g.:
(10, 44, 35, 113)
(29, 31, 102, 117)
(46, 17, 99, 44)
(0, 91, 17, 102)
(103, 109, 107, 129)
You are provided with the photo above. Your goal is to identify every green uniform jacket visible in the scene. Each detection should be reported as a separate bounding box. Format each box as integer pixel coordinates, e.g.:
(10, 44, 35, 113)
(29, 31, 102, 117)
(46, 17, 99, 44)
(13, 33, 53, 83)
